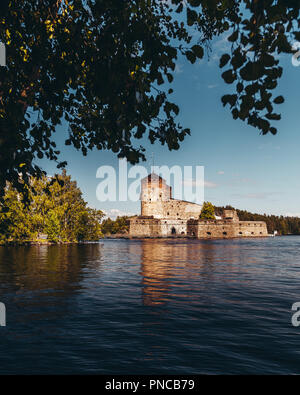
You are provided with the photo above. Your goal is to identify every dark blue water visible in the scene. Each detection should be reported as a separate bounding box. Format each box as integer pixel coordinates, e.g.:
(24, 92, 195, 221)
(0, 237, 300, 374)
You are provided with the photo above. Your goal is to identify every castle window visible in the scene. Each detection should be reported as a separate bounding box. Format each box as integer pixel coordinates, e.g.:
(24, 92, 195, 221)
(167, 212, 169, 216)
(223, 232, 227, 235)
(251, 232, 254, 235)
(239, 232, 242, 235)
(207, 232, 211, 235)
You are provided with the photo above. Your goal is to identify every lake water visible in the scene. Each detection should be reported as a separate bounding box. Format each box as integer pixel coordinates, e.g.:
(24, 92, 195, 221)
(0, 237, 300, 374)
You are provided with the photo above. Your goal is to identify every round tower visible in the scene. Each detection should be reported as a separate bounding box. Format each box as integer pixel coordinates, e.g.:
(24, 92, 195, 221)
(140, 173, 172, 216)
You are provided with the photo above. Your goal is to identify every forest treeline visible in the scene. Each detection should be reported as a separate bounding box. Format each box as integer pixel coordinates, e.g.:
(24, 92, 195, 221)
(101, 217, 130, 236)
(0, 171, 104, 243)
(215, 206, 300, 235)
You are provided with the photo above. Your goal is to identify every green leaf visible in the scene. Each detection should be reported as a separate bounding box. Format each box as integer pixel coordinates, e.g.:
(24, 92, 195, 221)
(220, 54, 231, 68)
(266, 113, 281, 120)
(186, 50, 196, 64)
(191, 44, 204, 59)
(228, 30, 239, 42)
(222, 69, 236, 84)
(273, 96, 285, 104)
(187, 8, 198, 26)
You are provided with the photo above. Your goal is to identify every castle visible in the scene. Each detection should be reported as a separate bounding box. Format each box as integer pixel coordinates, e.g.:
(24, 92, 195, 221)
(128, 173, 268, 239)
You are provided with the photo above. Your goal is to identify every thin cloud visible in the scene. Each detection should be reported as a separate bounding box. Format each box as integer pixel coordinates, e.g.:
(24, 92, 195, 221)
(258, 143, 281, 150)
(226, 177, 257, 187)
(208, 33, 231, 65)
(175, 63, 183, 74)
(205, 181, 217, 188)
(231, 192, 280, 200)
(104, 209, 136, 219)
(285, 213, 300, 218)
(182, 179, 217, 188)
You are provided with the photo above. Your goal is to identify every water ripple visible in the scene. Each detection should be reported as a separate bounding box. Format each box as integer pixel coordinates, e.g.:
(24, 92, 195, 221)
(0, 237, 300, 374)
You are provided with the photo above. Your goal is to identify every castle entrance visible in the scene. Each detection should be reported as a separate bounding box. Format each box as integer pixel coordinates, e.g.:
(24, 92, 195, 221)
(171, 227, 176, 235)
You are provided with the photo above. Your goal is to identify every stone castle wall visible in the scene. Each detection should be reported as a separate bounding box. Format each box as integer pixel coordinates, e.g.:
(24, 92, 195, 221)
(141, 199, 202, 220)
(129, 218, 268, 238)
(187, 219, 268, 239)
(129, 217, 188, 237)
(128, 173, 269, 239)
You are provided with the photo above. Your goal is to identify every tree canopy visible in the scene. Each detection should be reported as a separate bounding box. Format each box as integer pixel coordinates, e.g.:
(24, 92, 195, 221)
(0, 170, 104, 243)
(200, 201, 215, 219)
(1, 0, 299, 194)
(101, 216, 130, 235)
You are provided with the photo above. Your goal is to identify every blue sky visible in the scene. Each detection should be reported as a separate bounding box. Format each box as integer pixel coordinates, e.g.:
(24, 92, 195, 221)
(39, 35, 300, 219)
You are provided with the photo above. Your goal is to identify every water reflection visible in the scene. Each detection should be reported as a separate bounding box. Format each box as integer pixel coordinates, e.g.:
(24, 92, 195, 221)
(135, 239, 234, 306)
(0, 240, 266, 308)
(0, 238, 300, 374)
(0, 244, 103, 329)
(135, 239, 271, 307)
(0, 244, 103, 292)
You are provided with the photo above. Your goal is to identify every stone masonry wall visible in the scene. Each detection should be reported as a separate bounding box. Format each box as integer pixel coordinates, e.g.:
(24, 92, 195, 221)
(140, 174, 172, 202)
(141, 199, 202, 220)
(129, 217, 188, 237)
(129, 218, 162, 238)
(129, 218, 268, 238)
(187, 220, 268, 239)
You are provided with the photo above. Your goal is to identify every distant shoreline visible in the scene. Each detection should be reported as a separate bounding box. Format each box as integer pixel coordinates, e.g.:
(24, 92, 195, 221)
(1, 234, 299, 246)
(104, 234, 273, 240)
(0, 240, 101, 246)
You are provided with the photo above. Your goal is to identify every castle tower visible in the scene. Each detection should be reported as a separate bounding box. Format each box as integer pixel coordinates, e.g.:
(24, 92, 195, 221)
(141, 173, 172, 202)
(140, 173, 172, 216)
(223, 209, 239, 222)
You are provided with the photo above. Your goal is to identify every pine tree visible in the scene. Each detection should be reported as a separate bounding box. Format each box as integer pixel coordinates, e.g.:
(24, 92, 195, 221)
(200, 202, 215, 220)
